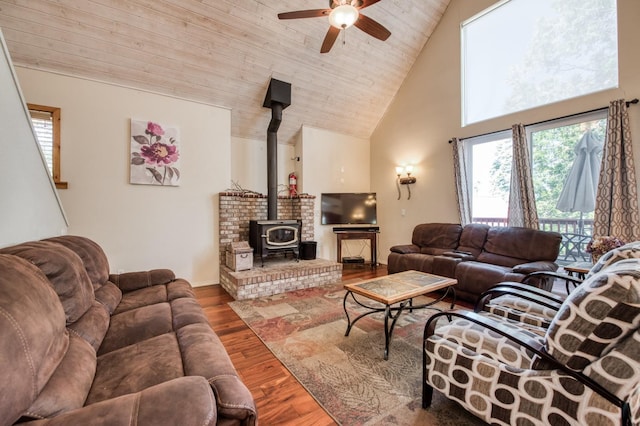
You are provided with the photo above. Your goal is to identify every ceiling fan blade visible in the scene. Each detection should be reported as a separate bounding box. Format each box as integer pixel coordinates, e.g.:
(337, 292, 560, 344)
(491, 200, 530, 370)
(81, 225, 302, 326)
(278, 9, 330, 20)
(354, 14, 391, 41)
(358, 0, 382, 9)
(320, 26, 340, 53)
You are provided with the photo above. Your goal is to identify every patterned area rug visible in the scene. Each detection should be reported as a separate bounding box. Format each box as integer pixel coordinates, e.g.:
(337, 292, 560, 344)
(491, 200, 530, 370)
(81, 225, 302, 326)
(229, 282, 486, 425)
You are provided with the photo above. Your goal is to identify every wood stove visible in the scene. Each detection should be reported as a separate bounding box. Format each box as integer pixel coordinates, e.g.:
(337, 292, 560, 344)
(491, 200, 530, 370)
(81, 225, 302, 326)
(250, 220, 301, 266)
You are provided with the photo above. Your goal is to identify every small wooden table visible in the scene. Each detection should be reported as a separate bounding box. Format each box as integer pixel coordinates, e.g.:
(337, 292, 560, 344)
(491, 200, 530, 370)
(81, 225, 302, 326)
(335, 230, 378, 267)
(342, 270, 456, 360)
(563, 261, 592, 293)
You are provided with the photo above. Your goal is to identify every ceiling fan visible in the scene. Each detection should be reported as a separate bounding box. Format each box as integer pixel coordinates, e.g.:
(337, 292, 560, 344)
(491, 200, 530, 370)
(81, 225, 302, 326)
(278, 0, 391, 53)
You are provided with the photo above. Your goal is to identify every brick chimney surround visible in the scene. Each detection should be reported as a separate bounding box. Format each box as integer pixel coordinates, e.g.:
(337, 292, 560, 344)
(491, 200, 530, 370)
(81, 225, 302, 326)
(218, 192, 342, 300)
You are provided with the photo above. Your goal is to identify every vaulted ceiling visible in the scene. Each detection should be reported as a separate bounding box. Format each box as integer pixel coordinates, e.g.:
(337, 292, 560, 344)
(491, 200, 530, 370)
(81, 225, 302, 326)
(0, 0, 450, 144)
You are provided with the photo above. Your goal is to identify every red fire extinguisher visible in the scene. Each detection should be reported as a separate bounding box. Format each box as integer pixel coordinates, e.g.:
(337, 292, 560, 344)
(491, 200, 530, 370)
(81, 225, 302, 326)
(288, 172, 297, 197)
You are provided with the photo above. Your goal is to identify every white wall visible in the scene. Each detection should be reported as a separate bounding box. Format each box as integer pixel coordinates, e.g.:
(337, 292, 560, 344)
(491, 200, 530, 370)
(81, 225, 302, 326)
(0, 34, 67, 247)
(230, 136, 296, 195)
(16, 68, 231, 286)
(300, 125, 371, 262)
(371, 0, 640, 264)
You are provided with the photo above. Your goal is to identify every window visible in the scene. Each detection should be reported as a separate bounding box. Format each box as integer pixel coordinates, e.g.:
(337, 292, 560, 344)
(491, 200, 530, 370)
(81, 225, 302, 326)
(465, 110, 607, 262)
(28, 104, 67, 189)
(461, 0, 618, 126)
(529, 111, 606, 236)
(467, 131, 511, 224)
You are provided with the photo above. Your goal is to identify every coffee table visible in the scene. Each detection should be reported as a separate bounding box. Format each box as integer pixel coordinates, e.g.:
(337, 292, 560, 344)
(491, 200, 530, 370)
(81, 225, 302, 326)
(342, 270, 456, 360)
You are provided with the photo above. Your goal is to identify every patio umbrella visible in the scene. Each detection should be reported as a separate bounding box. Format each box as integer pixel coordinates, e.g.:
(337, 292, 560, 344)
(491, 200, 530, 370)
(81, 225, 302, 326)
(556, 129, 604, 234)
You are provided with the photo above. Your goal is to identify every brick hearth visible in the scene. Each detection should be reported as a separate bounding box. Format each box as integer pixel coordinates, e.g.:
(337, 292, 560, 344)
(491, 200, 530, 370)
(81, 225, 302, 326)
(220, 258, 342, 300)
(218, 192, 343, 300)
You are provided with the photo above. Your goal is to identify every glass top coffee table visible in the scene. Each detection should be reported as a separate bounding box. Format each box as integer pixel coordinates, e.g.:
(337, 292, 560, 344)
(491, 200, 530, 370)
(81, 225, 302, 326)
(343, 270, 456, 360)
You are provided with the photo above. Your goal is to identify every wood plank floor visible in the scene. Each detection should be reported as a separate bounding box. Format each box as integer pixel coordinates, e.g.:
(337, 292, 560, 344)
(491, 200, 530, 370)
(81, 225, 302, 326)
(193, 264, 389, 426)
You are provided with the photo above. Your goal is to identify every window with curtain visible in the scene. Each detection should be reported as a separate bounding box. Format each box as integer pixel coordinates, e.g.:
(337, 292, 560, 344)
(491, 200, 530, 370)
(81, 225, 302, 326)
(28, 104, 67, 189)
(528, 112, 607, 238)
(464, 110, 607, 262)
(461, 0, 618, 126)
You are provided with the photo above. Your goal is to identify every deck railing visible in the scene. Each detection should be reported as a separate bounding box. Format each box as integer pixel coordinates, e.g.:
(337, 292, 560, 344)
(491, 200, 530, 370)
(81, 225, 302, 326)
(473, 217, 594, 264)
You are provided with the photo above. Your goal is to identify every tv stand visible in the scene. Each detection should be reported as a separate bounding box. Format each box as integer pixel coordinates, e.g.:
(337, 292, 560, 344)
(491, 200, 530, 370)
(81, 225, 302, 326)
(333, 227, 379, 267)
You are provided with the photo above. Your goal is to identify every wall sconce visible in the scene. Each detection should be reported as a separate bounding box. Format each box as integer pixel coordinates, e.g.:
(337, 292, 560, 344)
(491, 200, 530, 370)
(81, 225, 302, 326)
(396, 165, 416, 200)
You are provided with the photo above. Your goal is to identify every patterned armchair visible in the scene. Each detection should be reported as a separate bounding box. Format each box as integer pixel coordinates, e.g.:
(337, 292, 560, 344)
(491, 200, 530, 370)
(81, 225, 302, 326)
(423, 258, 640, 425)
(475, 241, 640, 332)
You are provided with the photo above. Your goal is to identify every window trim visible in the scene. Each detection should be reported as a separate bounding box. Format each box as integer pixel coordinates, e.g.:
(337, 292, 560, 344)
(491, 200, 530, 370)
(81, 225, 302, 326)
(28, 103, 67, 189)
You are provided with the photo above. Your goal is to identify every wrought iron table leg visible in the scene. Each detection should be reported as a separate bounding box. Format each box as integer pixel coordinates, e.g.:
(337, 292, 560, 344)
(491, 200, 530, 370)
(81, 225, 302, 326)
(383, 305, 391, 360)
(383, 301, 408, 360)
(344, 291, 385, 336)
(343, 290, 353, 335)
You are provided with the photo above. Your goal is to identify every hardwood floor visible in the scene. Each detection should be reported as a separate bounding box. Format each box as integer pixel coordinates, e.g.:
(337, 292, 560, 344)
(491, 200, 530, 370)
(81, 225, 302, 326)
(193, 264, 389, 426)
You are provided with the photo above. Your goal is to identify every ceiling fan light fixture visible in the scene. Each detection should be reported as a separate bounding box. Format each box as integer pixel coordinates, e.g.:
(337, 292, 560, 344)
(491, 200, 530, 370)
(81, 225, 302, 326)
(328, 5, 359, 29)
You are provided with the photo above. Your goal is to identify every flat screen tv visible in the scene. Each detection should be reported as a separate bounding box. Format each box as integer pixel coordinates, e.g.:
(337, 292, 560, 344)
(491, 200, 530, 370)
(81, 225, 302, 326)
(321, 193, 377, 225)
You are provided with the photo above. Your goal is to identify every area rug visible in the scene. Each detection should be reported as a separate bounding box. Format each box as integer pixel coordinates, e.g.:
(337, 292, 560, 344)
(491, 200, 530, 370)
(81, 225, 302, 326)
(228, 282, 485, 425)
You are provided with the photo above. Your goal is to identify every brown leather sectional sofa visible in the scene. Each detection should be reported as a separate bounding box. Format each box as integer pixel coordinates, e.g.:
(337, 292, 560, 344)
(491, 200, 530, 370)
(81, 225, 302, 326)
(0, 235, 256, 426)
(388, 223, 562, 302)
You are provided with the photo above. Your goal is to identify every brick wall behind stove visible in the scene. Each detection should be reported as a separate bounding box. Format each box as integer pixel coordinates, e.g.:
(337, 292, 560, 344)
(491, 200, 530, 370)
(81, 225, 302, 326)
(218, 192, 315, 265)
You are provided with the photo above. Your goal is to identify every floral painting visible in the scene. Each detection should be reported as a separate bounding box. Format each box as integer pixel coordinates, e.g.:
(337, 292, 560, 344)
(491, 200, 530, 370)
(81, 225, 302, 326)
(130, 120, 181, 186)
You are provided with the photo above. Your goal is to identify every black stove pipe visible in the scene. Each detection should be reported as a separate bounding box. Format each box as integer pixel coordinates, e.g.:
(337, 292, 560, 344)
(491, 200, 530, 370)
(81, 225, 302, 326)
(262, 78, 291, 221)
(266, 103, 282, 220)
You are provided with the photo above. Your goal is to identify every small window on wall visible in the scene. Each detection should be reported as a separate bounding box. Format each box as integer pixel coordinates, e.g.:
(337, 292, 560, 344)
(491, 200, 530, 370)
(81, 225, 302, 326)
(466, 131, 512, 225)
(28, 104, 67, 189)
(461, 0, 618, 126)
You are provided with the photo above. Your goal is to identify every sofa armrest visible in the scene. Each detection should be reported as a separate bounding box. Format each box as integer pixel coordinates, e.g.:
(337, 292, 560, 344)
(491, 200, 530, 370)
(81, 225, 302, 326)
(109, 269, 176, 292)
(474, 282, 565, 313)
(21, 377, 216, 426)
(390, 244, 420, 254)
(512, 261, 557, 275)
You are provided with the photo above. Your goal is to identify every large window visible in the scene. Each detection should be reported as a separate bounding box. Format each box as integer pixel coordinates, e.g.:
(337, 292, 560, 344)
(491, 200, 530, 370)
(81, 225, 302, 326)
(461, 0, 618, 126)
(529, 112, 606, 234)
(465, 110, 607, 262)
(28, 104, 67, 189)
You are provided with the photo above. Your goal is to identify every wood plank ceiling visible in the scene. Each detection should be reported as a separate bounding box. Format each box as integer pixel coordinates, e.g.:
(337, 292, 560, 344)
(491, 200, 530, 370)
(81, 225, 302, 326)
(0, 0, 450, 144)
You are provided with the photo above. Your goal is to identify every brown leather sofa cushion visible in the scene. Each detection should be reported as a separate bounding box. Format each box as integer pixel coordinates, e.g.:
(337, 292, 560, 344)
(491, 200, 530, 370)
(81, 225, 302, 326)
(0, 241, 95, 324)
(456, 223, 489, 257)
(19, 377, 217, 426)
(477, 226, 561, 266)
(111, 278, 196, 315)
(411, 223, 462, 250)
(26, 333, 97, 419)
(45, 235, 110, 289)
(109, 269, 176, 292)
(0, 255, 69, 425)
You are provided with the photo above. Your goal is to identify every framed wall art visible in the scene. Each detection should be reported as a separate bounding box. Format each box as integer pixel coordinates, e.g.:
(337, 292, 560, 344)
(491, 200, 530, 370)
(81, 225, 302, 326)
(130, 120, 181, 186)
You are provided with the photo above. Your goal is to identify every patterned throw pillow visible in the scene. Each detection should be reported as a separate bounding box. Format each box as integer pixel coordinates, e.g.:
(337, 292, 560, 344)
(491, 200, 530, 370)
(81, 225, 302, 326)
(545, 259, 640, 368)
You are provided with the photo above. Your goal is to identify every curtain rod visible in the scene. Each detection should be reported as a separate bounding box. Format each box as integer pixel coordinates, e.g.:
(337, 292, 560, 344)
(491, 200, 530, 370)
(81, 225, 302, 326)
(449, 98, 639, 143)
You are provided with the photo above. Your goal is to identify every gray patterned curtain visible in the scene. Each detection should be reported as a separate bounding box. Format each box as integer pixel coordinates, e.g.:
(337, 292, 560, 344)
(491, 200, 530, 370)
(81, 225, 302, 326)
(451, 137, 472, 225)
(593, 99, 640, 241)
(508, 124, 539, 229)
